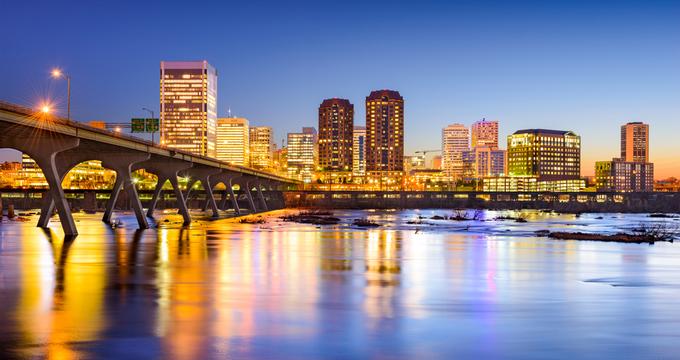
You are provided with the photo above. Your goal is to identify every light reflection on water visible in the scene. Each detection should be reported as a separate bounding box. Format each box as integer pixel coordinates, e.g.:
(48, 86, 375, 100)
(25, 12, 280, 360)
(0, 210, 679, 359)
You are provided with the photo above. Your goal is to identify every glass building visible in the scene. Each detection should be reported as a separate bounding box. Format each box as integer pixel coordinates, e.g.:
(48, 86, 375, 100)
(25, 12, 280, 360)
(507, 129, 581, 180)
(216, 117, 250, 166)
(442, 123, 470, 180)
(249, 126, 274, 170)
(352, 126, 367, 177)
(287, 128, 317, 183)
(160, 61, 217, 158)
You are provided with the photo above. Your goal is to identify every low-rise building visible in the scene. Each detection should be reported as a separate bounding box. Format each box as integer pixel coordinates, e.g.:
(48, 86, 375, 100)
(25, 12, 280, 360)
(595, 159, 654, 192)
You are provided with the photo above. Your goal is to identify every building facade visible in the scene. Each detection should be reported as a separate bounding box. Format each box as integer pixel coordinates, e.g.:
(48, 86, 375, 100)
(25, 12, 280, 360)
(471, 119, 499, 149)
(621, 122, 649, 163)
(287, 128, 317, 183)
(216, 117, 249, 166)
(160, 60, 217, 157)
(365, 90, 404, 173)
(595, 160, 654, 192)
(352, 126, 367, 177)
(462, 147, 506, 180)
(507, 129, 581, 180)
(318, 98, 354, 171)
(249, 126, 273, 170)
(442, 123, 470, 180)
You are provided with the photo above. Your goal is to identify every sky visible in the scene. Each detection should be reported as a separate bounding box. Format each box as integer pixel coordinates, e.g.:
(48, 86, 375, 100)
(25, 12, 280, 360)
(1, 0, 679, 177)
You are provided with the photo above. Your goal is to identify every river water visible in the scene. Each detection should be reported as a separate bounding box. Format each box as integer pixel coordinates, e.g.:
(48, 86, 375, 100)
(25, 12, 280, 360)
(0, 209, 679, 359)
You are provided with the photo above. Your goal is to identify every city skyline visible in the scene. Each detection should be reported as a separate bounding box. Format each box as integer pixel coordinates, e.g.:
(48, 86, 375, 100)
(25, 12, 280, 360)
(1, 1, 679, 177)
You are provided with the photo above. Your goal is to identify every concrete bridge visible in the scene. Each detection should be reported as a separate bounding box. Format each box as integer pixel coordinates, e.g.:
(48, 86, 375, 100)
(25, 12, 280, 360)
(0, 101, 299, 237)
(285, 190, 680, 213)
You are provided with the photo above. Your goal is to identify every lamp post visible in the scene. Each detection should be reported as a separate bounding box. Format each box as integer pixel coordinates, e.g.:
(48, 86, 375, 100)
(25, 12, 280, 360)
(142, 107, 156, 145)
(51, 68, 71, 121)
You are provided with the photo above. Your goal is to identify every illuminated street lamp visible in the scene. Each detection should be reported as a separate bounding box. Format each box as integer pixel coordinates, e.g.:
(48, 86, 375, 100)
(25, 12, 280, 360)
(50, 68, 71, 120)
(41, 104, 51, 113)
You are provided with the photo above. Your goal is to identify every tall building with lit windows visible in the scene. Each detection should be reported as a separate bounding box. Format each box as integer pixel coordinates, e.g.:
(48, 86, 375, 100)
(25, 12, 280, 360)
(160, 60, 217, 158)
(471, 119, 499, 149)
(216, 117, 249, 166)
(318, 98, 354, 171)
(621, 122, 649, 163)
(352, 126, 366, 177)
(442, 123, 469, 179)
(507, 129, 581, 180)
(287, 127, 317, 183)
(365, 90, 404, 173)
(249, 126, 273, 170)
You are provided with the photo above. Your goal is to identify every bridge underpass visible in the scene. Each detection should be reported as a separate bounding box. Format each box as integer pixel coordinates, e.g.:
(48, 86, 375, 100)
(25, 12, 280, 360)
(0, 101, 299, 237)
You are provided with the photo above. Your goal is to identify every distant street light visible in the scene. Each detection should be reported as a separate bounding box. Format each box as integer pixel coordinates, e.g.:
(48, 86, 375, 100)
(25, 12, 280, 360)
(51, 68, 71, 120)
(41, 105, 51, 113)
(142, 107, 156, 145)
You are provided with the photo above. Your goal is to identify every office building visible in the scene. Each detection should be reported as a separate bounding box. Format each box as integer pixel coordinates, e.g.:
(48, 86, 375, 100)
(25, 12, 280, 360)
(287, 128, 317, 183)
(595, 159, 654, 192)
(249, 126, 273, 170)
(442, 123, 469, 179)
(471, 119, 499, 149)
(318, 98, 354, 171)
(352, 126, 367, 177)
(365, 90, 404, 173)
(462, 147, 506, 180)
(621, 122, 649, 163)
(507, 129, 581, 180)
(160, 60, 217, 157)
(216, 117, 249, 166)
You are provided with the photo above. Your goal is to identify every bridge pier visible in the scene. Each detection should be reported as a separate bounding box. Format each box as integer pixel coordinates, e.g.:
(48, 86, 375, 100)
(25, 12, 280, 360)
(255, 181, 268, 212)
(101, 153, 151, 228)
(135, 158, 193, 225)
(181, 166, 222, 218)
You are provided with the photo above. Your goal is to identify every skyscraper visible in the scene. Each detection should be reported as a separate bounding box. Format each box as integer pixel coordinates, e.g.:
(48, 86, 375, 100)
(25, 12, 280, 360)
(507, 129, 581, 180)
(318, 98, 354, 171)
(471, 119, 499, 149)
(620, 122, 649, 163)
(249, 126, 274, 170)
(287, 127, 317, 183)
(352, 126, 366, 177)
(365, 90, 404, 173)
(216, 117, 249, 166)
(441, 123, 469, 179)
(160, 61, 217, 158)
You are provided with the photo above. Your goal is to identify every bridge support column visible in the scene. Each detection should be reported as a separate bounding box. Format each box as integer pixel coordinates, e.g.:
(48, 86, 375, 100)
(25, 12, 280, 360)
(182, 167, 222, 218)
(243, 179, 258, 213)
(146, 176, 167, 218)
(101, 153, 151, 228)
(256, 181, 268, 212)
(134, 158, 193, 225)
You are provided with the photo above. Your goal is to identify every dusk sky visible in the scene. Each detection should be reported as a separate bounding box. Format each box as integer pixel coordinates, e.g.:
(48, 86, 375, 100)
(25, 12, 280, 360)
(1, 0, 679, 177)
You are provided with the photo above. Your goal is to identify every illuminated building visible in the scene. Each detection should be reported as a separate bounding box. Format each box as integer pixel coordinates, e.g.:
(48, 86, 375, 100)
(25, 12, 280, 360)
(365, 90, 404, 174)
(482, 176, 585, 192)
(216, 117, 249, 166)
(318, 98, 354, 171)
(273, 146, 288, 177)
(352, 126, 366, 177)
(471, 119, 499, 148)
(462, 147, 506, 180)
(0, 161, 21, 188)
(432, 155, 442, 169)
(441, 123, 469, 180)
(507, 129, 581, 180)
(160, 60, 217, 157)
(287, 128, 317, 183)
(406, 169, 448, 191)
(621, 122, 649, 162)
(655, 178, 680, 192)
(16, 154, 115, 189)
(595, 159, 654, 192)
(249, 126, 273, 170)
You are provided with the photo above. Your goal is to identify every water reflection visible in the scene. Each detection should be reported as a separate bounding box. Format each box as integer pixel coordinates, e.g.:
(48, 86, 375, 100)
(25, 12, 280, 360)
(0, 210, 679, 358)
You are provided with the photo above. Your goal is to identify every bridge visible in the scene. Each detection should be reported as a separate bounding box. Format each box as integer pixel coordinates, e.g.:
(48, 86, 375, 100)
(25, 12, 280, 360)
(0, 101, 300, 237)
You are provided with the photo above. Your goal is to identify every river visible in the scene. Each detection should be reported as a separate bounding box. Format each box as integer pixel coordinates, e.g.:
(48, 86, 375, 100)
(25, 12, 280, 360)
(0, 209, 679, 359)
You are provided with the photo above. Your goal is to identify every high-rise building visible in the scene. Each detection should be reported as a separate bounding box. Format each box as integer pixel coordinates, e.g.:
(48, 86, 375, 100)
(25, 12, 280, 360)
(287, 128, 317, 183)
(462, 147, 506, 180)
(471, 119, 499, 149)
(442, 123, 469, 179)
(595, 159, 654, 192)
(160, 60, 217, 157)
(621, 122, 649, 163)
(352, 126, 367, 177)
(216, 117, 249, 166)
(365, 90, 404, 173)
(507, 129, 581, 180)
(249, 126, 273, 170)
(318, 98, 354, 171)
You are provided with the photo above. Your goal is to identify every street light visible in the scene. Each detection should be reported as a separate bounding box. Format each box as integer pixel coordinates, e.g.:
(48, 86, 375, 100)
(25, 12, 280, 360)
(142, 107, 156, 145)
(41, 105, 51, 113)
(51, 68, 71, 121)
